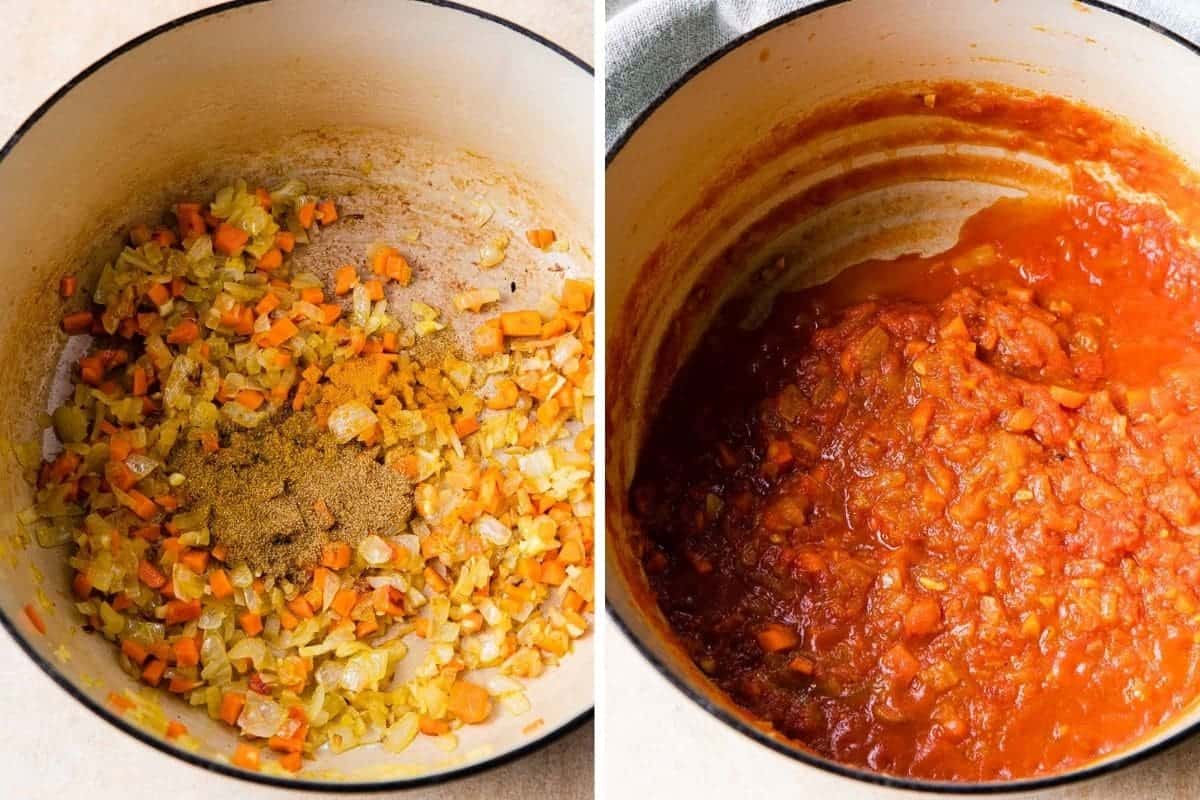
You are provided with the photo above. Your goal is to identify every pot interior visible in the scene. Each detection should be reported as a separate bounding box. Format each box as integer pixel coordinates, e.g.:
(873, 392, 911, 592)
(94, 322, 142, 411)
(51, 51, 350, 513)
(607, 0, 1200, 788)
(0, 0, 592, 785)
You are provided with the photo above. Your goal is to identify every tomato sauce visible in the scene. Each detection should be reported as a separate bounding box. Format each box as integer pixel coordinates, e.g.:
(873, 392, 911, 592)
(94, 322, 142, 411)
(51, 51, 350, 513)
(632, 99, 1200, 780)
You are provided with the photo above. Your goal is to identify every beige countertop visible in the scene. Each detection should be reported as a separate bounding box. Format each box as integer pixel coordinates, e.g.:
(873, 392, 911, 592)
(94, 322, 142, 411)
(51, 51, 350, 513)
(0, 2, 593, 799)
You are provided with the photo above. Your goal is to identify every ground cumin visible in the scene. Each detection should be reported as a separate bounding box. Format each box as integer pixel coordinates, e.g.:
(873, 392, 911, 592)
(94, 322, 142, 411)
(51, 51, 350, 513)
(169, 412, 413, 579)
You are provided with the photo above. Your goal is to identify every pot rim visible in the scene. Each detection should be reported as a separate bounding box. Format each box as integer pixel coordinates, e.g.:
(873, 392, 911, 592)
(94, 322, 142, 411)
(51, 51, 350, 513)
(604, 0, 1200, 793)
(0, 0, 592, 792)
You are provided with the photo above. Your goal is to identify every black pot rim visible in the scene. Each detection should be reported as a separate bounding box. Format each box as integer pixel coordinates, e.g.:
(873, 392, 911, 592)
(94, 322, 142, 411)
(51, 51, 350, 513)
(605, 0, 1200, 792)
(0, 0, 592, 792)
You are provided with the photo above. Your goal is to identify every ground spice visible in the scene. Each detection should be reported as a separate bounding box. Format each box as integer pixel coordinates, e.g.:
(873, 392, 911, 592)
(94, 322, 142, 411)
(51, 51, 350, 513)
(170, 412, 413, 579)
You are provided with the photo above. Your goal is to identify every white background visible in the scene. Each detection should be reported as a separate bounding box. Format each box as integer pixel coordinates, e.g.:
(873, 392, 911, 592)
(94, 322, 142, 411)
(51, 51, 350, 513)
(0, 2, 592, 799)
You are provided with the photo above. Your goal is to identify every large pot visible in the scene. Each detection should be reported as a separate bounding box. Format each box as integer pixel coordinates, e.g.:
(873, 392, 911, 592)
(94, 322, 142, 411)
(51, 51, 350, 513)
(606, 0, 1200, 793)
(0, 0, 593, 790)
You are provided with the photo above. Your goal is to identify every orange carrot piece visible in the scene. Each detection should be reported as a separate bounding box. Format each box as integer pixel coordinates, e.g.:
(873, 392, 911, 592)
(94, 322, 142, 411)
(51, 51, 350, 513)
(499, 310, 542, 337)
(235, 389, 265, 410)
(59, 274, 78, 298)
(166, 720, 189, 740)
(256, 247, 283, 271)
(331, 588, 358, 617)
(364, 279, 384, 301)
(239, 611, 263, 637)
(334, 265, 358, 296)
(141, 658, 166, 687)
(447, 679, 493, 724)
(166, 318, 200, 345)
(279, 752, 303, 773)
(254, 187, 272, 209)
(126, 490, 158, 520)
(164, 599, 201, 624)
(179, 548, 209, 574)
(300, 287, 324, 305)
(137, 559, 167, 589)
(473, 322, 504, 355)
(173, 637, 200, 667)
(316, 199, 338, 224)
(61, 311, 94, 335)
(321, 541, 352, 569)
(297, 202, 317, 229)
(255, 292, 281, 316)
(219, 691, 246, 725)
(561, 278, 593, 313)
(756, 623, 799, 653)
(209, 568, 234, 599)
(288, 596, 315, 619)
(213, 222, 250, 256)
(129, 223, 152, 246)
(259, 317, 299, 347)
(232, 743, 260, 771)
(175, 203, 206, 239)
(72, 571, 93, 599)
(540, 559, 567, 586)
(384, 254, 412, 285)
(275, 231, 296, 253)
(20, 604, 45, 635)
(320, 304, 342, 324)
(524, 228, 556, 249)
(454, 415, 480, 438)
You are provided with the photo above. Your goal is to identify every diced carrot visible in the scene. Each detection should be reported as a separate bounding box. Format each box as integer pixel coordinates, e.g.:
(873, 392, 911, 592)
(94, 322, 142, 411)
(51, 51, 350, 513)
(137, 559, 167, 589)
(331, 588, 358, 617)
(756, 623, 799, 653)
(232, 743, 260, 771)
(540, 559, 567, 586)
(119, 639, 149, 666)
(61, 311, 94, 334)
(213, 222, 250, 256)
(517, 557, 542, 581)
(219, 691, 246, 726)
(334, 265, 358, 296)
(154, 228, 178, 248)
(255, 187, 272, 209)
(209, 568, 234, 600)
(126, 490, 159, 520)
(356, 617, 380, 638)
(259, 317, 299, 347)
(175, 203, 206, 239)
(288, 596, 315, 619)
(384, 254, 412, 285)
(279, 752, 303, 773)
(419, 716, 450, 736)
(424, 566, 448, 592)
(370, 245, 398, 275)
(275, 231, 296, 253)
(165, 599, 201, 624)
(166, 318, 200, 345)
(108, 692, 135, 713)
(297, 202, 317, 229)
(256, 247, 283, 272)
(558, 539, 585, 564)
(130, 366, 150, 396)
(129, 223, 152, 245)
(166, 720, 189, 739)
(448, 679, 493, 724)
(106, 460, 139, 492)
(454, 415, 480, 438)
(200, 431, 219, 453)
(141, 658, 166, 687)
(321, 304, 342, 324)
(132, 524, 161, 542)
(561, 278, 593, 313)
(168, 676, 202, 694)
(321, 541, 352, 569)
(500, 310, 542, 337)
(541, 317, 567, 338)
(173, 636, 200, 667)
(474, 322, 505, 356)
(255, 292, 281, 317)
(72, 571, 93, 599)
(179, 548, 209, 574)
(59, 274, 78, 298)
(239, 611, 263, 637)
(364, 279, 384, 301)
(316, 199, 338, 224)
(234, 389, 265, 411)
(525, 228, 556, 249)
(146, 282, 171, 307)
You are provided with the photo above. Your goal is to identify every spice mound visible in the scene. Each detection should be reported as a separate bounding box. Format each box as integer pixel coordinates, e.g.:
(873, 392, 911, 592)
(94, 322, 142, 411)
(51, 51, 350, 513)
(172, 413, 413, 578)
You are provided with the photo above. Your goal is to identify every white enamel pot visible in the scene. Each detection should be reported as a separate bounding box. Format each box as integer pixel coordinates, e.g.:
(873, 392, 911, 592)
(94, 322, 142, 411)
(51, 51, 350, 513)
(0, 0, 592, 790)
(606, 0, 1200, 793)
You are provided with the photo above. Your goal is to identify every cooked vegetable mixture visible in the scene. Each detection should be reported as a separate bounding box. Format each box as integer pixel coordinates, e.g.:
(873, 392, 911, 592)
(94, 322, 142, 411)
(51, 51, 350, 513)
(633, 89, 1200, 781)
(31, 180, 594, 774)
